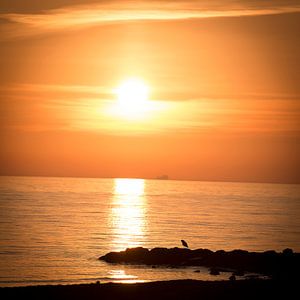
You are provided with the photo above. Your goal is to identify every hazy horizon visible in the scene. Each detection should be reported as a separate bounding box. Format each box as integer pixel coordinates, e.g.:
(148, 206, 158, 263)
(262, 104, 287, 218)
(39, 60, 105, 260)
(1, 174, 299, 185)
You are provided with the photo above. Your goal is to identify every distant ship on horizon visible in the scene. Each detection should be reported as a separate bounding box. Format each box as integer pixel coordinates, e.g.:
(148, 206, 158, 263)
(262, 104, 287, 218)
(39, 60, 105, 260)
(155, 175, 169, 180)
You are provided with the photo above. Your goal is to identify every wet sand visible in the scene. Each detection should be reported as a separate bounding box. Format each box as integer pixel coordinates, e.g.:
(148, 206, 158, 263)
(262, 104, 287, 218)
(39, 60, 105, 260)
(0, 279, 297, 300)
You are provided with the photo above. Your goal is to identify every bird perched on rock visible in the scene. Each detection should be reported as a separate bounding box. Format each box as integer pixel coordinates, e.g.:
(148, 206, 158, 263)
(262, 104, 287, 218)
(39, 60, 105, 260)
(181, 240, 189, 248)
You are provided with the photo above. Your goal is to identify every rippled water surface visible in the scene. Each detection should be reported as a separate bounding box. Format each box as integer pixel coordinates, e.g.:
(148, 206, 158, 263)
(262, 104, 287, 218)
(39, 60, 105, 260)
(0, 176, 299, 286)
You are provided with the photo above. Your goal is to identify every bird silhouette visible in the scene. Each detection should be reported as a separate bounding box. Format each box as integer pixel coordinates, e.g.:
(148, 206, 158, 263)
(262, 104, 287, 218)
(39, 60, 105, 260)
(181, 240, 189, 248)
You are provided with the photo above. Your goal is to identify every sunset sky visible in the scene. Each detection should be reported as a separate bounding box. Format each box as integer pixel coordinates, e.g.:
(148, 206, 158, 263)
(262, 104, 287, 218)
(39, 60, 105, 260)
(1, 0, 300, 183)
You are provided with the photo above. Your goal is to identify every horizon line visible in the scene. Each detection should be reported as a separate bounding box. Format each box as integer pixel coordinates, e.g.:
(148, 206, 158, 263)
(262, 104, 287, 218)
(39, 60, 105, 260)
(1, 174, 299, 186)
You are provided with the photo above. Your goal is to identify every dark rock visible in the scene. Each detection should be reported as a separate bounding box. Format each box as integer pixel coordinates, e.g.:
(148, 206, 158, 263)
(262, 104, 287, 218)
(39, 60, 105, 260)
(148, 247, 191, 265)
(230, 250, 249, 255)
(233, 270, 245, 276)
(282, 248, 293, 256)
(99, 247, 149, 264)
(245, 275, 259, 280)
(99, 246, 300, 278)
(194, 270, 200, 273)
(125, 247, 149, 260)
(229, 275, 236, 281)
(210, 268, 220, 275)
(193, 248, 214, 256)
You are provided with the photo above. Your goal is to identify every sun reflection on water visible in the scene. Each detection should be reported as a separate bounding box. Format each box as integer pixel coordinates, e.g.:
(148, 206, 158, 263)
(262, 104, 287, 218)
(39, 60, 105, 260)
(108, 269, 146, 283)
(110, 178, 147, 251)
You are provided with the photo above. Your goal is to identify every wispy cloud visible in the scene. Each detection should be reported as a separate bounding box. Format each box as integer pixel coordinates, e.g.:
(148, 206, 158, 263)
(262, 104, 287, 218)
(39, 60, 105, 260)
(1, 83, 299, 103)
(1, 83, 299, 135)
(1, 1, 300, 39)
(0, 83, 111, 98)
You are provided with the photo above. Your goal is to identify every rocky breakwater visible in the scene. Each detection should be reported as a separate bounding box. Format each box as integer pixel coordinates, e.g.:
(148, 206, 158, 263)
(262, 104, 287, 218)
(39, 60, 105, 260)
(99, 247, 299, 278)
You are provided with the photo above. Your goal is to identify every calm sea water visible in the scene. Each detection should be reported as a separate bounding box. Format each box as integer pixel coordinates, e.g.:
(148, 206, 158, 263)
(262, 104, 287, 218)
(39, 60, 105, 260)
(0, 176, 299, 286)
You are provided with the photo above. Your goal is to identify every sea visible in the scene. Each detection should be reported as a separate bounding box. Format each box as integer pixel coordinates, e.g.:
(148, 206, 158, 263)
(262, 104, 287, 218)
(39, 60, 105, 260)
(0, 176, 299, 286)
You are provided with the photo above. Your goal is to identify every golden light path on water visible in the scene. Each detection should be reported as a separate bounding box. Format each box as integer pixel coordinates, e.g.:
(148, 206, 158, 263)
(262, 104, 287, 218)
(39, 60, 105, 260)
(110, 178, 147, 252)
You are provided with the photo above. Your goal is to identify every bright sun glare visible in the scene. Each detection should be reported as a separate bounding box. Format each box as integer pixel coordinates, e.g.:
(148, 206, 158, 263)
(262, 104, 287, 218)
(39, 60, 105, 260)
(115, 78, 150, 119)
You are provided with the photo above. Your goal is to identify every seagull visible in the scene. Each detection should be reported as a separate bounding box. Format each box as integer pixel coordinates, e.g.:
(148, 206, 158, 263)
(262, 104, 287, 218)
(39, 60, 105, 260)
(181, 240, 189, 248)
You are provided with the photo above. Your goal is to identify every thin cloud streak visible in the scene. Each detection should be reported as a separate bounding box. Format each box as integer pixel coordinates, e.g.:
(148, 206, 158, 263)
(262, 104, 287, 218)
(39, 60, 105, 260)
(1, 1, 300, 39)
(1, 83, 299, 103)
(1, 83, 299, 135)
(0, 83, 111, 96)
(0, 83, 300, 102)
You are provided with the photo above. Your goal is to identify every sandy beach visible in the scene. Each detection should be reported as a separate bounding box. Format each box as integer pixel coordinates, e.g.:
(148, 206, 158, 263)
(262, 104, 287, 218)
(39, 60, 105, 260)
(0, 279, 297, 300)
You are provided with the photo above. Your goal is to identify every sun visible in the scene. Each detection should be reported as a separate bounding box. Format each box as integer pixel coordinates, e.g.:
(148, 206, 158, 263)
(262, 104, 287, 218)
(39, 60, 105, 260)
(117, 78, 149, 106)
(114, 78, 150, 119)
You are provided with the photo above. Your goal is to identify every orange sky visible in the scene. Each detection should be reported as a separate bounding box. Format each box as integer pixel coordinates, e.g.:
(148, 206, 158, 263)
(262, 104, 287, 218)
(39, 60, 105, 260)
(1, 1, 300, 183)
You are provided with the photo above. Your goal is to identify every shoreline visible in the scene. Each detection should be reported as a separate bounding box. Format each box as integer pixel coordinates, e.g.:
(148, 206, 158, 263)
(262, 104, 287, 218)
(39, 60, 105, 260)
(0, 279, 297, 300)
